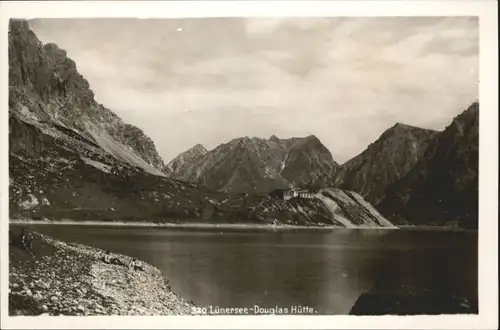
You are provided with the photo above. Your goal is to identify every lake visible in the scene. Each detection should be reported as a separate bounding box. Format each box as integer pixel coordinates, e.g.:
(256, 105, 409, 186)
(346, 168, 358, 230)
(14, 224, 478, 315)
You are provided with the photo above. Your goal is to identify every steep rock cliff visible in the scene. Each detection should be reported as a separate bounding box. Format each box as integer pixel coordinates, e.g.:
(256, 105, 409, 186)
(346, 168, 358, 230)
(9, 19, 166, 176)
(377, 102, 479, 227)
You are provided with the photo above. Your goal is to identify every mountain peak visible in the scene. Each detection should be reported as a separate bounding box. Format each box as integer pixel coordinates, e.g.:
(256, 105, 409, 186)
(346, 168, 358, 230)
(381, 123, 438, 141)
(9, 19, 30, 32)
(190, 144, 207, 154)
(305, 134, 320, 141)
(456, 101, 479, 120)
(269, 135, 280, 142)
(393, 122, 410, 128)
(389, 122, 423, 131)
(335, 121, 439, 204)
(292, 134, 323, 149)
(166, 143, 207, 173)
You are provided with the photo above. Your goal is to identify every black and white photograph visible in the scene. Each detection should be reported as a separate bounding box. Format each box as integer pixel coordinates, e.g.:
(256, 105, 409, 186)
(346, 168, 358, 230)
(1, 1, 498, 329)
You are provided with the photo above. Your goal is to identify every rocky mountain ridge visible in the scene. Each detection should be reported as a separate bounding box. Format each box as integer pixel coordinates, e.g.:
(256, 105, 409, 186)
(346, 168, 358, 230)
(168, 135, 339, 194)
(166, 144, 207, 174)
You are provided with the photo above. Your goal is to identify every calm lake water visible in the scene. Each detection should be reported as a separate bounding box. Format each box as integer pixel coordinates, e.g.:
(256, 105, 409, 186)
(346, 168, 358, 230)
(16, 224, 478, 314)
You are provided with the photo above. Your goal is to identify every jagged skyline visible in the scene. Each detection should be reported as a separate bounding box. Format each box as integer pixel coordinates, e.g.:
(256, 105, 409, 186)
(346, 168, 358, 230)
(28, 17, 478, 164)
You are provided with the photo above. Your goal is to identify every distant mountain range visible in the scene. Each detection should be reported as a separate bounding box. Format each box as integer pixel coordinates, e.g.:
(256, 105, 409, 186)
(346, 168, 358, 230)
(8, 19, 395, 229)
(169, 105, 479, 228)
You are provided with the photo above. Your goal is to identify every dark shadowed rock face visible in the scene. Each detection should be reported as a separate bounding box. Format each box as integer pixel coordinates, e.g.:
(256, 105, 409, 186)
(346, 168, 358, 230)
(377, 102, 479, 228)
(333, 123, 438, 205)
(168, 135, 339, 194)
(8, 19, 166, 176)
(349, 291, 477, 315)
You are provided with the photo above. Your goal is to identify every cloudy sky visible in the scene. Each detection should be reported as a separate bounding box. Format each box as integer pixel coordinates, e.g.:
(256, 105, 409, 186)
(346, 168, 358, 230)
(29, 17, 478, 164)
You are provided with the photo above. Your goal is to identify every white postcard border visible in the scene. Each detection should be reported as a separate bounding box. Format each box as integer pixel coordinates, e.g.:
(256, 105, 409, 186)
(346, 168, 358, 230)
(0, 1, 497, 329)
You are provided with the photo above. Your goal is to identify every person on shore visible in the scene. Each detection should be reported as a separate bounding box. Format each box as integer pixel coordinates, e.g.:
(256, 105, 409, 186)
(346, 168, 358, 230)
(102, 251, 112, 263)
(102, 251, 126, 266)
(21, 228, 35, 257)
(128, 258, 144, 271)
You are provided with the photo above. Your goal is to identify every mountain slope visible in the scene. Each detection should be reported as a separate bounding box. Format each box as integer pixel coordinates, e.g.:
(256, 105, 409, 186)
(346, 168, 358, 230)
(9, 19, 167, 176)
(213, 188, 396, 228)
(8, 108, 215, 221)
(169, 135, 339, 194)
(377, 102, 479, 228)
(333, 123, 438, 204)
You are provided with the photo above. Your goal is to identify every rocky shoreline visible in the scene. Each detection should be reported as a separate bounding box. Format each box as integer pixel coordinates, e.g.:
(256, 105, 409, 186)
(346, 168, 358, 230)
(9, 227, 194, 316)
(10, 219, 402, 231)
